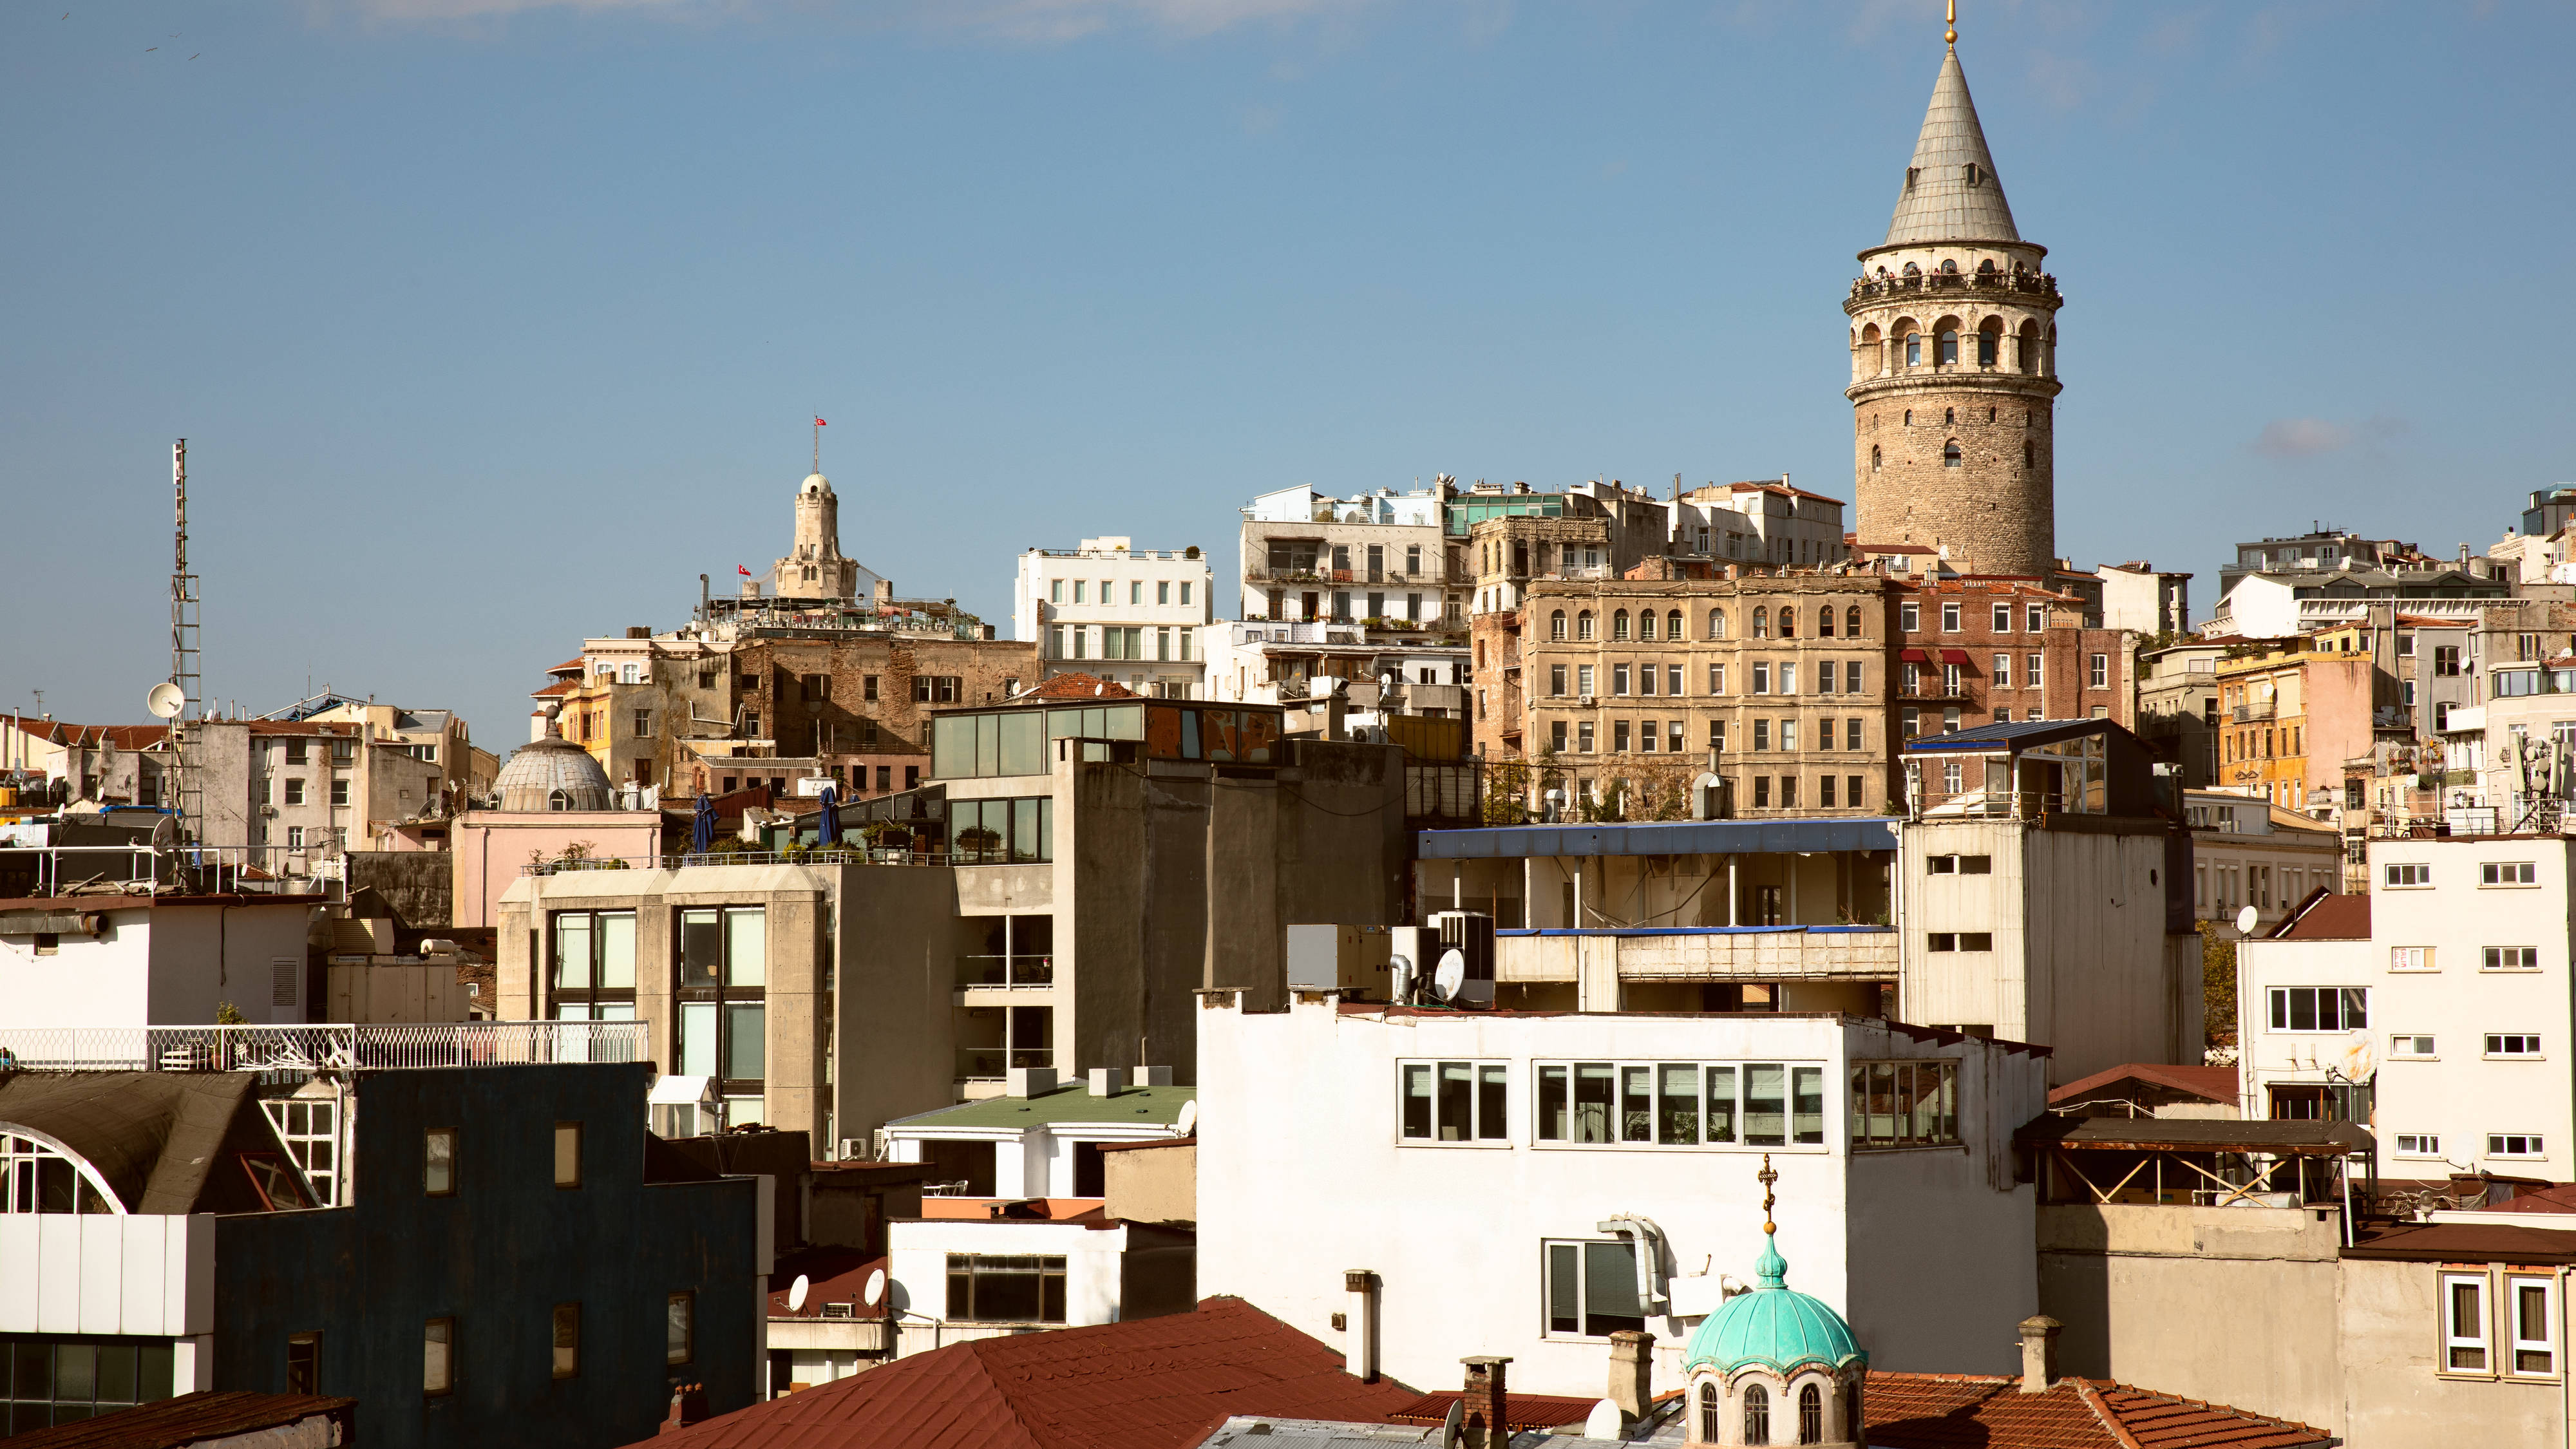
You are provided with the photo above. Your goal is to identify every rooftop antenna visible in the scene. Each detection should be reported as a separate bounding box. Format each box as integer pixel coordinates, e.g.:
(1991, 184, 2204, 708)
(169, 439, 201, 845)
(813, 415, 827, 474)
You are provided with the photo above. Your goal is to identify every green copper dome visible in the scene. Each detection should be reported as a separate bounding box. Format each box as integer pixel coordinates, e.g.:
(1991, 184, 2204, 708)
(1682, 1229, 1867, 1378)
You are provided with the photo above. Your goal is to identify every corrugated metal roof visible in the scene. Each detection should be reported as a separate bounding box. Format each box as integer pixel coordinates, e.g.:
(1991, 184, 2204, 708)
(886, 1082, 1194, 1133)
(1417, 818, 1899, 860)
(0, 1391, 356, 1449)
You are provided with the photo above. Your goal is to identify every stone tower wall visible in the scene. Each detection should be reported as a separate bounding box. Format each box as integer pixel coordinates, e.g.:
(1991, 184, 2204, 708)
(1844, 240, 2062, 578)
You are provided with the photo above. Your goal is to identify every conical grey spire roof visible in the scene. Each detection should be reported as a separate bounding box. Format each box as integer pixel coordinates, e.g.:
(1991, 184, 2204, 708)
(1882, 49, 2020, 246)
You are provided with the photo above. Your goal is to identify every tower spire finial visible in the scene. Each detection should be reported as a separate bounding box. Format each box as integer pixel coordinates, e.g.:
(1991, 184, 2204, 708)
(1946, 0, 1956, 46)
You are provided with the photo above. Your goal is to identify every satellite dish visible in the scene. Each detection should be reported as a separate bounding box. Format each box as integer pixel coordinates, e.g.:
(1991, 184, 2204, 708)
(144, 682, 184, 719)
(2341, 1034, 2377, 1084)
(786, 1274, 810, 1312)
(1583, 1400, 1625, 1437)
(862, 1269, 886, 1307)
(1175, 1099, 1200, 1137)
(1434, 949, 1466, 1003)
(2235, 905, 2259, 936)
(1441, 1401, 1464, 1444)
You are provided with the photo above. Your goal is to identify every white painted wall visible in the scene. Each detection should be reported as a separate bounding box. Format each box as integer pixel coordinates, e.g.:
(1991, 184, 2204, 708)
(0, 1213, 215, 1337)
(2242, 836, 2576, 1182)
(1195, 998, 2042, 1398)
(885, 1217, 1130, 1352)
(0, 902, 314, 1027)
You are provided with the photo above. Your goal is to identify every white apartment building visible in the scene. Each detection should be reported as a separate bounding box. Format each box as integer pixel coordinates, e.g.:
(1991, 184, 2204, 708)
(1195, 996, 2047, 1399)
(2096, 562, 2192, 635)
(2242, 835, 2576, 1184)
(1238, 484, 1460, 627)
(1669, 480, 1849, 568)
(1198, 621, 1468, 717)
(1014, 538, 1213, 698)
(2186, 788, 2344, 934)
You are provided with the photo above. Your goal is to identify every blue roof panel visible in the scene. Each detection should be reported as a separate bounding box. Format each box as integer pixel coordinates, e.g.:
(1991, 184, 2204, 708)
(1417, 817, 1899, 859)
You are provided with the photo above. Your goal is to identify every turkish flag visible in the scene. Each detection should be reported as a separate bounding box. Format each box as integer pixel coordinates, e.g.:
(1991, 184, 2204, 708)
(814, 417, 827, 427)
(738, 565, 753, 576)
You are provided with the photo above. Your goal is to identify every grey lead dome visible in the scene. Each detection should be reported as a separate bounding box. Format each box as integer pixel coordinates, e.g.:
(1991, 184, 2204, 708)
(1882, 49, 2021, 247)
(493, 732, 616, 812)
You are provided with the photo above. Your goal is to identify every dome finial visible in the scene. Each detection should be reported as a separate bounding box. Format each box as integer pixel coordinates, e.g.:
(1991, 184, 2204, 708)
(1754, 1154, 1788, 1289)
(1945, 0, 1956, 46)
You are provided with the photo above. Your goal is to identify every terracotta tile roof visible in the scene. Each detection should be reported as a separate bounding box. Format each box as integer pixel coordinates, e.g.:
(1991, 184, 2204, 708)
(531, 680, 578, 698)
(0, 716, 170, 750)
(549, 657, 588, 675)
(1865, 1373, 2329, 1449)
(1029, 672, 1139, 699)
(1, 1391, 357, 1448)
(1382, 1390, 1601, 1431)
(2271, 891, 2369, 940)
(642, 1296, 1419, 1449)
(2049, 1063, 2238, 1108)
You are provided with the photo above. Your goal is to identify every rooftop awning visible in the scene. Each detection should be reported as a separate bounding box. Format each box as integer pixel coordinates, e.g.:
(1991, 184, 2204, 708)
(1938, 649, 1971, 665)
(1899, 648, 1929, 662)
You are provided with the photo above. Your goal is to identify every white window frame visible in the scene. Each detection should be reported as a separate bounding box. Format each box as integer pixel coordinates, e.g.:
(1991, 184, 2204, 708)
(2481, 861, 2539, 887)
(2383, 862, 2432, 887)
(1530, 1060, 1828, 1152)
(2485, 1034, 2544, 1059)
(2506, 1274, 2559, 1380)
(1541, 1237, 1647, 1342)
(2268, 986, 2368, 1034)
(1397, 1061, 1510, 1146)
(2444, 1271, 2492, 1376)
(2488, 1133, 2547, 1160)
(2389, 946, 2436, 972)
(2392, 1132, 2441, 1157)
(2389, 1034, 2437, 1060)
(2485, 947, 2542, 972)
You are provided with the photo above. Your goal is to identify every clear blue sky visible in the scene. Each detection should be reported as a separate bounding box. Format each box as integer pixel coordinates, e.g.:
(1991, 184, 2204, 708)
(6, 1, 2571, 753)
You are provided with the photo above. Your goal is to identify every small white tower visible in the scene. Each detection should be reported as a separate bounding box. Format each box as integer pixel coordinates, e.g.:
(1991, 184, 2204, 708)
(775, 471, 860, 601)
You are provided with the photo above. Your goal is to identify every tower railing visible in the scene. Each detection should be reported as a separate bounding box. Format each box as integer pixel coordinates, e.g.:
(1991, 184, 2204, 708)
(1848, 270, 2060, 302)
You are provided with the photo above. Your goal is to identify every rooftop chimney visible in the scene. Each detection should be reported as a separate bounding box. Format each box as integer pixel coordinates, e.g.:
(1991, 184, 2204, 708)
(2017, 1314, 2061, 1393)
(1606, 1330, 1654, 1420)
(659, 1383, 709, 1433)
(1344, 1270, 1379, 1381)
(1458, 1356, 1511, 1447)
(1086, 1066, 1127, 1097)
(1005, 1066, 1057, 1099)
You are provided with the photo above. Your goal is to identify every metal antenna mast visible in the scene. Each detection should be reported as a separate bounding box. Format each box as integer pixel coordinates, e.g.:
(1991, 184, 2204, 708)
(170, 439, 202, 843)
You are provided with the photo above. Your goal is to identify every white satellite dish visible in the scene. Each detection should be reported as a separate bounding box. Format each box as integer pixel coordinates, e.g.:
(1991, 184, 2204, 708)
(144, 682, 184, 719)
(1441, 1401, 1464, 1443)
(786, 1274, 810, 1312)
(1175, 1099, 1200, 1137)
(1433, 949, 1466, 1003)
(1583, 1400, 1625, 1437)
(2340, 1034, 2377, 1084)
(862, 1269, 887, 1307)
(2235, 904, 2259, 936)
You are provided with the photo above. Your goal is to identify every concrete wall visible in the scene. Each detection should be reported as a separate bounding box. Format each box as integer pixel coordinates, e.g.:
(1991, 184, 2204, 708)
(2340, 1258, 2571, 1449)
(0, 1213, 214, 1338)
(2036, 1204, 2342, 1432)
(211, 1063, 762, 1449)
(884, 1217, 1129, 1349)
(327, 963, 469, 1024)
(348, 851, 453, 931)
(835, 862, 968, 1146)
(1102, 1140, 1195, 1225)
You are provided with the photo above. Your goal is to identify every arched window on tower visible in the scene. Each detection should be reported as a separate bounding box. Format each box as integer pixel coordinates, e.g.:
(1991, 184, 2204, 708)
(2024, 440, 2036, 468)
(1944, 408, 1956, 424)
(1708, 609, 1728, 640)
(1870, 444, 1882, 471)
(1978, 316, 2003, 367)
(1550, 610, 1567, 641)
(1577, 611, 1595, 641)
(1698, 1385, 1721, 1445)
(1904, 330, 1922, 367)
(1935, 317, 1960, 365)
(1612, 610, 1631, 641)
(1976, 258, 1997, 276)
(1902, 409, 1913, 426)
(1799, 1383, 1823, 1444)
(1744, 1385, 1772, 1446)
(1939, 258, 1959, 274)
(1902, 261, 1921, 278)
(1944, 440, 1964, 468)
(2018, 319, 2041, 375)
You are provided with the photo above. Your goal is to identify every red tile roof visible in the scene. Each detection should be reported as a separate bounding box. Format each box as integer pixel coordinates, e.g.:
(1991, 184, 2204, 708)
(639, 1297, 1418, 1449)
(1866, 1373, 2329, 1449)
(1029, 672, 1139, 699)
(1383, 1390, 1602, 1431)
(1, 1391, 357, 1448)
(2271, 892, 2369, 940)
(0, 716, 170, 750)
(2049, 1063, 2239, 1109)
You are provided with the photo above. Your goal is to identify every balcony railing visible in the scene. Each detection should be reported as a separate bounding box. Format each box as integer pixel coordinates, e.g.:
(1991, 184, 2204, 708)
(2233, 702, 2277, 723)
(956, 954, 1056, 989)
(0, 1021, 649, 1074)
(955, 1046, 1051, 1081)
(1849, 269, 2060, 301)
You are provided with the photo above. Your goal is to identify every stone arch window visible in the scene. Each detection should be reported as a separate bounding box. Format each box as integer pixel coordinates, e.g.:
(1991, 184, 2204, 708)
(2018, 319, 2041, 374)
(1743, 1384, 1772, 1446)
(1976, 257, 1996, 275)
(1752, 607, 1770, 639)
(1935, 316, 1961, 365)
(1612, 609, 1632, 641)
(1550, 610, 1567, 641)
(1964, 163, 1984, 188)
(1977, 316, 2003, 367)
(1637, 609, 1656, 642)
(1777, 608, 1796, 639)
(1939, 258, 1959, 274)
(1845, 605, 1863, 638)
(1698, 1384, 1721, 1444)
(1902, 261, 1920, 278)
(1870, 444, 1882, 471)
(1708, 609, 1727, 640)
(1943, 440, 1963, 468)
(548, 789, 573, 811)
(1987, 405, 1996, 422)
(1577, 611, 1596, 641)
(1667, 609, 1685, 640)
(1902, 409, 1913, 426)
(1944, 408, 1956, 425)
(1798, 1383, 1823, 1444)
(1818, 606, 1836, 638)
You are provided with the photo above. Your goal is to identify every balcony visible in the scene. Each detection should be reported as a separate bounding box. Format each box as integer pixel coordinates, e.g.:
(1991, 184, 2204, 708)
(2231, 702, 2277, 723)
(0, 1021, 649, 1074)
(1493, 926, 1899, 985)
(955, 954, 1056, 990)
(1848, 269, 2060, 303)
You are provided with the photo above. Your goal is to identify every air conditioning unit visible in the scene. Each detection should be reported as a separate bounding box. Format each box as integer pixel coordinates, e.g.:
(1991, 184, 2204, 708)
(1579, 696, 1598, 708)
(260, 804, 279, 818)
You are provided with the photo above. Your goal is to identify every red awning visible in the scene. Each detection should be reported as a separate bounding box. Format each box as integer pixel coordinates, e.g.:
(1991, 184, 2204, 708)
(1938, 649, 1971, 665)
(1899, 648, 1929, 662)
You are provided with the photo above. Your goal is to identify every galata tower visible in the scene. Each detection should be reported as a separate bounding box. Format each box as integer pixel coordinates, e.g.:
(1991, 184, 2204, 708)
(1846, 24, 2062, 579)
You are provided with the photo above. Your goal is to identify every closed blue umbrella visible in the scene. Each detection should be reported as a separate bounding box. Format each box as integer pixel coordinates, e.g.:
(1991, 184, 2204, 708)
(816, 785, 840, 848)
(690, 793, 715, 856)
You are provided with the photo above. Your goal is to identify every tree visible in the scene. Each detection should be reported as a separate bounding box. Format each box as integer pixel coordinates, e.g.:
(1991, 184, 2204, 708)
(1482, 757, 1531, 825)
(2198, 920, 2239, 1050)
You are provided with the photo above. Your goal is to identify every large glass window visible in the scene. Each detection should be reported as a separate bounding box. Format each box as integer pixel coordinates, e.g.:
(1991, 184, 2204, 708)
(2267, 987, 2368, 1033)
(1, 1336, 176, 1433)
(945, 1255, 1067, 1323)
(551, 911, 636, 1021)
(1399, 1061, 1510, 1142)
(677, 907, 767, 1124)
(949, 797, 1054, 865)
(1535, 1062, 1822, 1148)
(1, 1135, 115, 1215)
(1850, 1061, 1960, 1146)
(1544, 1240, 1643, 1338)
